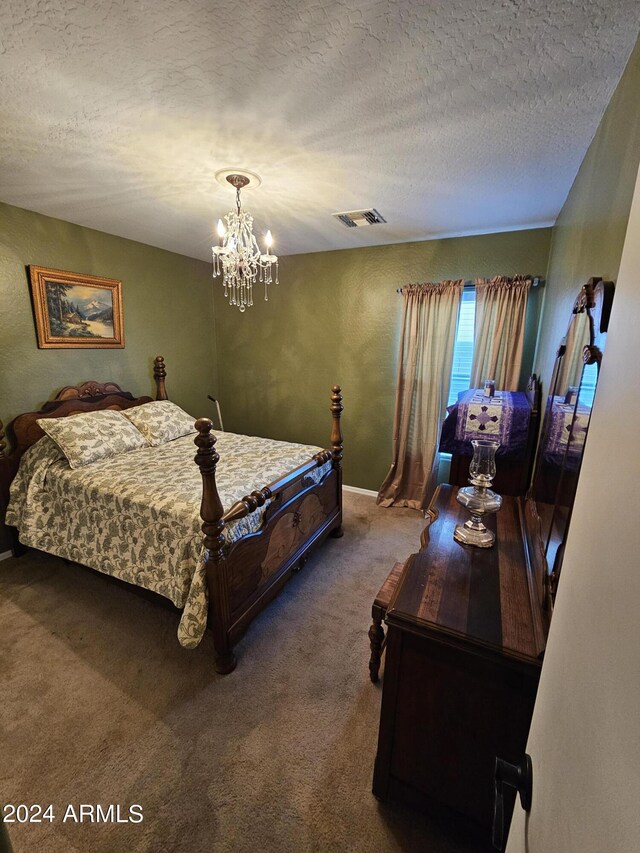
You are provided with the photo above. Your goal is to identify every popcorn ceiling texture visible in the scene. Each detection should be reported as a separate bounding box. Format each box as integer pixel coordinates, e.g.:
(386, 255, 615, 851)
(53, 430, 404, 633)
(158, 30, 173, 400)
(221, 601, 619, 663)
(0, 1, 638, 259)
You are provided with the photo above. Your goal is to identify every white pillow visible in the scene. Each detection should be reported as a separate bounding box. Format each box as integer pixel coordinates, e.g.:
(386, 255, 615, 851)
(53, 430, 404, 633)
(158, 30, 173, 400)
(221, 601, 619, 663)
(37, 409, 147, 469)
(121, 400, 196, 447)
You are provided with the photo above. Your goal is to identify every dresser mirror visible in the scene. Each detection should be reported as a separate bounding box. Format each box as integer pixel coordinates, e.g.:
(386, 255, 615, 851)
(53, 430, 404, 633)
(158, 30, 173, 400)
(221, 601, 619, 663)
(530, 277, 614, 607)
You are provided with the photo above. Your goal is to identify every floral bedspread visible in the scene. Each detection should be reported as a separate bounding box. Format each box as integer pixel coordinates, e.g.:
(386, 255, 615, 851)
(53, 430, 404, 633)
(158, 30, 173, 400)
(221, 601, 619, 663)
(6, 431, 329, 648)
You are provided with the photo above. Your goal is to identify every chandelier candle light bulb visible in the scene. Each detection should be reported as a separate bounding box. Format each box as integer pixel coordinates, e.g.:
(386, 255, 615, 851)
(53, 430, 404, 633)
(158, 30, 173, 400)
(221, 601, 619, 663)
(212, 171, 279, 312)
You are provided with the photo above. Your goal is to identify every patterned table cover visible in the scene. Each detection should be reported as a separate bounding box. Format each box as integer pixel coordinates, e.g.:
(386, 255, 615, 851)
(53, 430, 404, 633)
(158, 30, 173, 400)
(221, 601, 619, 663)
(439, 389, 532, 460)
(544, 396, 591, 457)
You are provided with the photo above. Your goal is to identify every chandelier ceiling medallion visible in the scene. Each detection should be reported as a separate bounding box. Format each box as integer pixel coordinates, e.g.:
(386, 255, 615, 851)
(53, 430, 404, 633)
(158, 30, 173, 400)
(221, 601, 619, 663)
(212, 170, 278, 312)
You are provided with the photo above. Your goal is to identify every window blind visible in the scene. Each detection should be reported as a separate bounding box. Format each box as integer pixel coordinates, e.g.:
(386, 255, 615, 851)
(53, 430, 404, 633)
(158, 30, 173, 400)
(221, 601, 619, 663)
(578, 362, 597, 408)
(447, 288, 476, 408)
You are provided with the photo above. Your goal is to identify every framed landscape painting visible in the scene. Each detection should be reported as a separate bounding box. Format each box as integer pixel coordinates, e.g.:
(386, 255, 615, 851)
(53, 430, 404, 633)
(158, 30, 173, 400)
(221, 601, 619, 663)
(29, 266, 124, 349)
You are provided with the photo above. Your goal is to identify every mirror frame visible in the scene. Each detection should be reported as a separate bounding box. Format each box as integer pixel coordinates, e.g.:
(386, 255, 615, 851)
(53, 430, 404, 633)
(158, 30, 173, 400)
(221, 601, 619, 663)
(526, 277, 614, 616)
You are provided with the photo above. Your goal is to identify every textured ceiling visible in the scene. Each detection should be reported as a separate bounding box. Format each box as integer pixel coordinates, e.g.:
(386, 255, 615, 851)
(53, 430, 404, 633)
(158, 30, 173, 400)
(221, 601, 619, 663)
(0, 1, 639, 260)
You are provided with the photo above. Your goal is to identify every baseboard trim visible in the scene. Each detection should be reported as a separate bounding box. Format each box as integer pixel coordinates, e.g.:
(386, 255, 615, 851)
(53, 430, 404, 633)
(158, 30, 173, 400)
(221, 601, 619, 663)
(343, 484, 378, 498)
(0, 549, 13, 562)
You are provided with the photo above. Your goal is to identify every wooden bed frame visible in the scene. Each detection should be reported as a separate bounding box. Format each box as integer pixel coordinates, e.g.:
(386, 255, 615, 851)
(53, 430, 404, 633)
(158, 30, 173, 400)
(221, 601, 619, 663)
(0, 356, 343, 673)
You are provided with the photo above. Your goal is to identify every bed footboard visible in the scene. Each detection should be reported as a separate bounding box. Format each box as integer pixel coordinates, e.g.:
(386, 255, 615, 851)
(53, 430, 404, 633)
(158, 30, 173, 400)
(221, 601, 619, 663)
(194, 386, 343, 674)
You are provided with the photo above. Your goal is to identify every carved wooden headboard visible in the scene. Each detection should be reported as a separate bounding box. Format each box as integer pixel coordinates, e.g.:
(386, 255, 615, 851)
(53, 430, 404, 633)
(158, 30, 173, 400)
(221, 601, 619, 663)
(0, 355, 169, 538)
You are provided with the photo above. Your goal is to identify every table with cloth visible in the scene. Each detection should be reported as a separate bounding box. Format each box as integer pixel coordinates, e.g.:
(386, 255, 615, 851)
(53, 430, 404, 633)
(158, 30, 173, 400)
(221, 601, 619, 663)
(439, 389, 533, 460)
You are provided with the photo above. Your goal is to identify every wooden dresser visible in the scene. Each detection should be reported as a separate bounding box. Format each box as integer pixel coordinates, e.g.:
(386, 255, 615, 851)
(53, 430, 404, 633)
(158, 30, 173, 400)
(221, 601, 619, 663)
(372, 484, 548, 845)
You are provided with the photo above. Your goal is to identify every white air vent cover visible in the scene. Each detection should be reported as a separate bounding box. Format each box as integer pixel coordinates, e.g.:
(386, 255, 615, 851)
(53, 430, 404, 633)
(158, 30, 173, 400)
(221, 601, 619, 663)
(333, 209, 387, 228)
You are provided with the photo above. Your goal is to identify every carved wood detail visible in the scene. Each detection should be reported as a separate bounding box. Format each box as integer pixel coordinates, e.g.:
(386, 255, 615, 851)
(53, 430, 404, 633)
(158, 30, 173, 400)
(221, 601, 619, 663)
(224, 486, 273, 525)
(225, 470, 339, 616)
(369, 561, 406, 682)
(329, 384, 344, 537)
(330, 385, 343, 468)
(223, 449, 333, 525)
(7, 393, 153, 458)
(154, 355, 168, 401)
(194, 417, 236, 674)
(260, 493, 325, 579)
(573, 277, 600, 314)
(419, 504, 440, 551)
(56, 380, 126, 400)
(571, 277, 612, 319)
(368, 614, 385, 683)
(582, 343, 601, 366)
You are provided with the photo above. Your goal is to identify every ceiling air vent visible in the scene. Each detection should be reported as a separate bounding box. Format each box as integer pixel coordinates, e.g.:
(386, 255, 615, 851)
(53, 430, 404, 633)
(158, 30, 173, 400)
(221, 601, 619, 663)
(333, 209, 387, 228)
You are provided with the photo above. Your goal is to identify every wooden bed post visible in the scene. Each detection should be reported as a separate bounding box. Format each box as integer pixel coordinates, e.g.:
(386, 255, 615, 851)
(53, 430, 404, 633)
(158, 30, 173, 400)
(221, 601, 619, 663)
(194, 417, 236, 674)
(154, 355, 168, 400)
(0, 419, 5, 459)
(330, 385, 344, 538)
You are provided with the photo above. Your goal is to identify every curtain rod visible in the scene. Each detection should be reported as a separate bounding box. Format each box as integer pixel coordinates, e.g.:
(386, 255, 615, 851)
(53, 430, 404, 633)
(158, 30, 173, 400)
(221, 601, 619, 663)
(395, 277, 542, 293)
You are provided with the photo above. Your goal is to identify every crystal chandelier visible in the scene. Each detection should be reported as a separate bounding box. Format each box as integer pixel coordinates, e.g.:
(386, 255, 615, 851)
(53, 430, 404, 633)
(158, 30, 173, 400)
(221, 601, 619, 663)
(212, 173, 278, 312)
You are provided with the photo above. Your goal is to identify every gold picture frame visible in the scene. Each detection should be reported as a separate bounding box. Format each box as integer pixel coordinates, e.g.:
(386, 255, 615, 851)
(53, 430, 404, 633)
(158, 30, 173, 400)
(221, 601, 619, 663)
(28, 266, 124, 349)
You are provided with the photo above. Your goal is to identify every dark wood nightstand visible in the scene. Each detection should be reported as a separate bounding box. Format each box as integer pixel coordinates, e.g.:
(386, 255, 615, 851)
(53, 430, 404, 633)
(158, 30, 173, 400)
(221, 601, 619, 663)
(372, 484, 547, 846)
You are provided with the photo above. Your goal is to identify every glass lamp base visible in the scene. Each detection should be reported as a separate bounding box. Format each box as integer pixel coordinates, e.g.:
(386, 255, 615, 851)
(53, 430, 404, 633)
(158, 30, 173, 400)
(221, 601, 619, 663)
(456, 484, 502, 515)
(453, 520, 496, 548)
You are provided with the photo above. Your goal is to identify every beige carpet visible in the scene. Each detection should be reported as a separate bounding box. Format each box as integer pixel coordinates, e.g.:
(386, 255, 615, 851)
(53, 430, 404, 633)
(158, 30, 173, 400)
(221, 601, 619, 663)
(0, 492, 483, 853)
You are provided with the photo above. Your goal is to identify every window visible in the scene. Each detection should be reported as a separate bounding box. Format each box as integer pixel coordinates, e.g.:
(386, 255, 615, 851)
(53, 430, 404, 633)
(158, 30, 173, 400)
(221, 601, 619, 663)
(447, 288, 476, 407)
(577, 361, 597, 409)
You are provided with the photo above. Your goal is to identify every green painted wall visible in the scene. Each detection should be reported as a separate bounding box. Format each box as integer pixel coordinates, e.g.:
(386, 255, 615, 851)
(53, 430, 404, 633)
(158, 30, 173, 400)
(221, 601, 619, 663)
(214, 227, 551, 491)
(0, 202, 216, 548)
(535, 37, 640, 393)
(8, 25, 635, 527)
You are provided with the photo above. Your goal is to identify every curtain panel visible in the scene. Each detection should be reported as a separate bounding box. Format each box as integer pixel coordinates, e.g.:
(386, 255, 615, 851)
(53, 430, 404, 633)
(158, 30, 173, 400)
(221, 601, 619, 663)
(556, 310, 589, 396)
(470, 275, 532, 391)
(377, 280, 463, 511)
